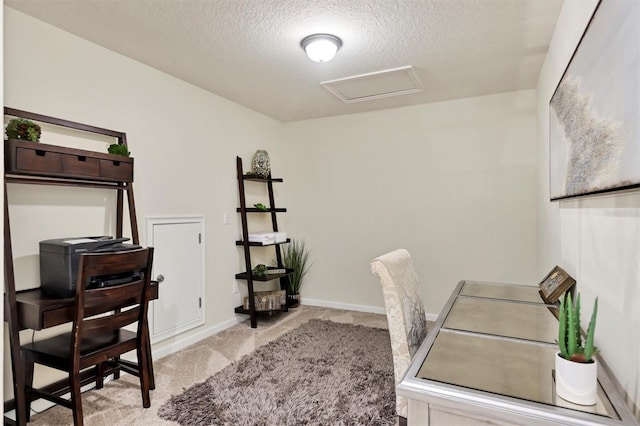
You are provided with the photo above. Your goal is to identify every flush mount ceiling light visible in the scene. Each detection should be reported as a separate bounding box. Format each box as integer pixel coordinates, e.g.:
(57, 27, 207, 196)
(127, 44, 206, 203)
(301, 34, 342, 63)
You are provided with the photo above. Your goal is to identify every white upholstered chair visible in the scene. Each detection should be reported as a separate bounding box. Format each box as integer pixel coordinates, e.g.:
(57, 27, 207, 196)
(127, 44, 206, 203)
(371, 248, 428, 424)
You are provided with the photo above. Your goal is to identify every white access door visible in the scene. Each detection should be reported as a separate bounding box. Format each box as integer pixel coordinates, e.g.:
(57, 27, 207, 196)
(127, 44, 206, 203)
(147, 216, 205, 342)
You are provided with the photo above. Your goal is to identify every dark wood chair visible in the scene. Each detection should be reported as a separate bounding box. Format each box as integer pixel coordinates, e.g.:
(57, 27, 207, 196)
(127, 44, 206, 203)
(21, 247, 154, 425)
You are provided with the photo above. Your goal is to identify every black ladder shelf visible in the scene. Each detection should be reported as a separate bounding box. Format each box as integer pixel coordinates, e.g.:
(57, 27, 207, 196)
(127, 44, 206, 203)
(234, 156, 292, 328)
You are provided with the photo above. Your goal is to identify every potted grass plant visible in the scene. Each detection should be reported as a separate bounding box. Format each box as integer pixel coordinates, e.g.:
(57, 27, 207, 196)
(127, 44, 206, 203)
(281, 239, 311, 308)
(556, 291, 598, 405)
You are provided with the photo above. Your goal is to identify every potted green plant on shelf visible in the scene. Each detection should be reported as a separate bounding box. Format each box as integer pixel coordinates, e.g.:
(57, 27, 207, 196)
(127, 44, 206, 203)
(107, 143, 130, 157)
(5, 118, 42, 142)
(281, 239, 311, 308)
(556, 291, 598, 405)
(252, 264, 268, 278)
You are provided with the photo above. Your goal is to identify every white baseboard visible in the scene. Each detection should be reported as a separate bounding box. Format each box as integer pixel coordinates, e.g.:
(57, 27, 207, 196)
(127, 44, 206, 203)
(301, 298, 438, 322)
(152, 316, 243, 360)
(151, 299, 436, 361)
(302, 298, 386, 315)
(151, 300, 390, 361)
(151, 301, 388, 360)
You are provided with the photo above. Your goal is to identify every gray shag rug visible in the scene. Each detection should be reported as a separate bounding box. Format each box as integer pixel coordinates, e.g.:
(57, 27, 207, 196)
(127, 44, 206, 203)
(158, 319, 396, 425)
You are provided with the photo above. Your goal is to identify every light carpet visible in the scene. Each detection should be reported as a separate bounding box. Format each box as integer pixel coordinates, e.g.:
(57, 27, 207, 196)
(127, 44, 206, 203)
(23, 306, 393, 425)
(158, 319, 397, 426)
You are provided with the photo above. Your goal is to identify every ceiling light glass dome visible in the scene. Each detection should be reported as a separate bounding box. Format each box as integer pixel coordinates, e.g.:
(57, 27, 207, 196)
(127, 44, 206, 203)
(301, 34, 342, 63)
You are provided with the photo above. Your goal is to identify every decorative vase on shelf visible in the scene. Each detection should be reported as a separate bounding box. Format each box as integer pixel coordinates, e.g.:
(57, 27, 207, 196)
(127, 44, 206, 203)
(251, 150, 270, 178)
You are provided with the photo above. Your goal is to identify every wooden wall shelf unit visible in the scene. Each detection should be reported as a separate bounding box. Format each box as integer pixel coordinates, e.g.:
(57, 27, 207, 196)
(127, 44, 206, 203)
(3, 107, 141, 426)
(235, 156, 292, 328)
(5, 139, 134, 182)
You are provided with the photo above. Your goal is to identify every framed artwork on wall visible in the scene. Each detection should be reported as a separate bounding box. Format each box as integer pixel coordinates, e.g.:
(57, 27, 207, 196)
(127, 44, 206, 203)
(538, 265, 576, 305)
(549, 0, 640, 201)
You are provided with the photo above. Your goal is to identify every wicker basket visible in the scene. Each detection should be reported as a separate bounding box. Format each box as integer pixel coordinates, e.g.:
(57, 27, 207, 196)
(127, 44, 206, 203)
(243, 290, 286, 311)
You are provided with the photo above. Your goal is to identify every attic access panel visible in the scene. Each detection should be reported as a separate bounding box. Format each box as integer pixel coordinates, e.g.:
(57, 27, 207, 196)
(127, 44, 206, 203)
(321, 65, 423, 103)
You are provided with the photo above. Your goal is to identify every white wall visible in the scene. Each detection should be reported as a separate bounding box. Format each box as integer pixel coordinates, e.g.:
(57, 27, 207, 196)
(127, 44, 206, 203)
(281, 90, 539, 316)
(3, 7, 282, 398)
(3, 2, 543, 411)
(537, 0, 640, 412)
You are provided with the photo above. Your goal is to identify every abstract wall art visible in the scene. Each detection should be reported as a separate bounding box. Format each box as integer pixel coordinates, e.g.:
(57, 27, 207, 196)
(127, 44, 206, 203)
(549, 0, 640, 201)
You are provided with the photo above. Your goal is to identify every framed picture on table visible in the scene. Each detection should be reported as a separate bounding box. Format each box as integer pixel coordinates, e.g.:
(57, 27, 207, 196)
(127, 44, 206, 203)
(539, 265, 576, 305)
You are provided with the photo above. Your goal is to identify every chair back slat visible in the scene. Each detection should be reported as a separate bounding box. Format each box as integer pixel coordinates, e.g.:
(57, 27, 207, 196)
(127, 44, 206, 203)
(83, 280, 144, 312)
(82, 307, 141, 335)
(78, 249, 151, 278)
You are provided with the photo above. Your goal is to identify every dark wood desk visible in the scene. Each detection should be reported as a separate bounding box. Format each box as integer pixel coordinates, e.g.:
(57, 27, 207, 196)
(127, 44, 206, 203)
(14, 284, 159, 331)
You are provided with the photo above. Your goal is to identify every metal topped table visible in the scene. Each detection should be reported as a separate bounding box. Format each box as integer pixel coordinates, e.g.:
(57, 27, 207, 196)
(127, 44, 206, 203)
(397, 281, 638, 426)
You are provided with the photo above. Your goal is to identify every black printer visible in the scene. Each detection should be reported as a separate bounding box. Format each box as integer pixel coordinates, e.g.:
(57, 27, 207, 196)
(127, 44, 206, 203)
(39, 236, 142, 298)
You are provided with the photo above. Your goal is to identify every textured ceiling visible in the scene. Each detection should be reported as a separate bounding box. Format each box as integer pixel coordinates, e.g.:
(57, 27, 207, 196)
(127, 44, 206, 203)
(5, 0, 563, 123)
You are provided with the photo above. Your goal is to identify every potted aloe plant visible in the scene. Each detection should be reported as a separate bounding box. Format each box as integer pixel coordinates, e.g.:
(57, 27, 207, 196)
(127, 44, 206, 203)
(556, 291, 598, 405)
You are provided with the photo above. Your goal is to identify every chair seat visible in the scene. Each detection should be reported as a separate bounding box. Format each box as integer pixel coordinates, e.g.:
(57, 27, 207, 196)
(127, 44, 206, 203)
(23, 329, 137, 369)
